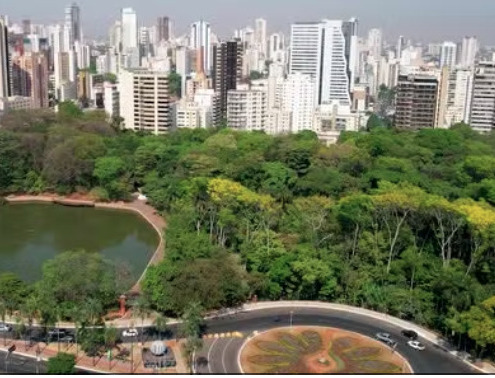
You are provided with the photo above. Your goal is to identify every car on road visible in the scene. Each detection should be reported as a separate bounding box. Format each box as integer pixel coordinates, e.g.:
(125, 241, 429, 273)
(375, 332, 396, 346)
(122, 329, 139, 337)
(407, 340, 426, 351)
(0, 323, 12, 332)
(401, 329, 418, 340)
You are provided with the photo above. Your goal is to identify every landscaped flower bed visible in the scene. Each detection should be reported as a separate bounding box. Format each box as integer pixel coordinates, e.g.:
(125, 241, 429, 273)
(240, 327, 411, 374)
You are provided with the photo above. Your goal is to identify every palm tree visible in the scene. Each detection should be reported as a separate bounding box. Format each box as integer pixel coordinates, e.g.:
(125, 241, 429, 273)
(133, 296, 151, 345)
(153, 314, 168, 341)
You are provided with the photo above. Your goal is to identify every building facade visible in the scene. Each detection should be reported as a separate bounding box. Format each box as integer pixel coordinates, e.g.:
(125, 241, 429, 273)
(395, 74, 439, 129)
(469, 61, 495, 133)
(212, 39, 243, 125)
(0, 17, 11, 98)
(11, 52, 49, 108)
(119, 69, 172, 135)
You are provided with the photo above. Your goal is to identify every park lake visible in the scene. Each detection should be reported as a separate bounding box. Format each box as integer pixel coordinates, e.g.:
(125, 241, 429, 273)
(0, 203, 159, 283)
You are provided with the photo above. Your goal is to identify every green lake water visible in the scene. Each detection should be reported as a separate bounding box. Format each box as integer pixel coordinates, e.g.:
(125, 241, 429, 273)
(0, 203, 160, 283)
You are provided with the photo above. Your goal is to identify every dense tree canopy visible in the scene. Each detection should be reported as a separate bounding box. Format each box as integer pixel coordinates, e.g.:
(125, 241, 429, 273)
(2, 110, 495, 358)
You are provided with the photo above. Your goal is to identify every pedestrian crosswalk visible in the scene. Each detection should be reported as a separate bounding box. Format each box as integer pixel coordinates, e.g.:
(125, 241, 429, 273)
(203, 331, 244, 339)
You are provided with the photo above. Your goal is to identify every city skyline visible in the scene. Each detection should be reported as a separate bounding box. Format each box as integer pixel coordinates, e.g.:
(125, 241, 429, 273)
(2, 0, 494, 44)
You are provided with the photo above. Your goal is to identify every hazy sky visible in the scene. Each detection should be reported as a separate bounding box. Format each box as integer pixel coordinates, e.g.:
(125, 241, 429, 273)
(3, 0, 494, 44)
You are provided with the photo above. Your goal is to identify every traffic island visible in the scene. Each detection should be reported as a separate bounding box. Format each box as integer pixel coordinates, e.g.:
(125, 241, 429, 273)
(239, 326, 412, 374)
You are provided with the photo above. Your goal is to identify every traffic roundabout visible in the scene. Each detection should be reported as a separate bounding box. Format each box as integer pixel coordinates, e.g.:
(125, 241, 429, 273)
(238, 326, 412, 374)
(196, 305, 479, 374)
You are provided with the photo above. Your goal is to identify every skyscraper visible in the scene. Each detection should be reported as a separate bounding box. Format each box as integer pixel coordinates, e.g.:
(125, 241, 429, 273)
(254, 18, 267, 58)
(190, 21, 211, 74)
(0, 17, 11, 98)
(460, 36, 478, 68)
(157, 17, 170, 43)
(121, 8, 138, 51)
(397, 35, 405, 60)
(440, 42, 457, 69)
(65, 3, 82, 45)
(213, 39, 243, 124)
(289, 19, 356, 106)
(367, 28, 383, 58)
(469, 61, 495, 133)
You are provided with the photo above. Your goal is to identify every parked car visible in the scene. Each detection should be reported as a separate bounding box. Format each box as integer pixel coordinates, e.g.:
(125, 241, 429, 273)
(401, 329, 418, 340)
(407, 340, 426, 351)
(0, 323, 12, 332)
(122, 328, 139, 337)
(60, 335, 74, 343)
(375, 332, 395, 346)
(47, 329, 66, 340)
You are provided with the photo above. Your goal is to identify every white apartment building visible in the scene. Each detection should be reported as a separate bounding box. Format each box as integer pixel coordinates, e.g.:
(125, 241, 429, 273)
(460, 37, 478, 68)
(266, 109, 292, 135)
(104, 82, 119, 119)
(279, 73, 316, 133)
(289, 19, 356, 106)
(440, 68, 473, 127)
(313, 101, 364, 145)
(469, 61, 495, 133)
(227, 83, 267, 131)
(119, 69, 171, 135)
(173, 89, 215, 129)
(440, 42, 457, 69)
(121, 8, 138, 51)
(367, 28, 383, 59)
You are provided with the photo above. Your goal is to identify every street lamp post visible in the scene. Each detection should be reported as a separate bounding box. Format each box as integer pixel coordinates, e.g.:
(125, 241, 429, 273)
(289, 311, 294, 329)
(130, 338, 134, 374)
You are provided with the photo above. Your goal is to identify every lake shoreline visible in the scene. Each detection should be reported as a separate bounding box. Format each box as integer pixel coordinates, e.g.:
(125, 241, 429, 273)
(3, 194, 166, 293)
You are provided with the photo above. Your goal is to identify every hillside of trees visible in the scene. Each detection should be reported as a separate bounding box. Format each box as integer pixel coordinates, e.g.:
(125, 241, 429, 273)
(1, 106, 495, 358)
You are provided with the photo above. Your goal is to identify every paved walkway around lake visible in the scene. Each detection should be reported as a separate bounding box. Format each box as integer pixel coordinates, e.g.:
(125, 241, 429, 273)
(4, 194, 166, 293)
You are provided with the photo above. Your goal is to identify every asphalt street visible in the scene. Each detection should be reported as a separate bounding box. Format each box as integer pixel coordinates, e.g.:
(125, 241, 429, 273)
(197, 307, 479, 374)
(0, 306, 480, 374)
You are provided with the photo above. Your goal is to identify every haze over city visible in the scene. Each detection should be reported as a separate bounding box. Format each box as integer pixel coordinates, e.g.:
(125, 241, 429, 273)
(2, 0, 494, 43)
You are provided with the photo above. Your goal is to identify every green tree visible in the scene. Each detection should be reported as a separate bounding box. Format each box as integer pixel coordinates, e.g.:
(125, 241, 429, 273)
(47, 352, 76, 374)
(168, 72, 182, 98)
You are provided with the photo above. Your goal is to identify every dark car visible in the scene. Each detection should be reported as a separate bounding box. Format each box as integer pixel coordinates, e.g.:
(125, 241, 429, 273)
(401, 330, 418, 340)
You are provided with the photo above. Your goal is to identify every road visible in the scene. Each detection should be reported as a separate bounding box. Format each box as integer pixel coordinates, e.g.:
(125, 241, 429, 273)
(0, 306, 480, 375)
(195, 307, 479, 374)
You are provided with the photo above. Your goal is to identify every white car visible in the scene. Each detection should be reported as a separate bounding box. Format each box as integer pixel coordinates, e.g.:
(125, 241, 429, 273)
(122, 328, 139, 337)
(0, 323, 12, 332)
(408, 340, 426, 351)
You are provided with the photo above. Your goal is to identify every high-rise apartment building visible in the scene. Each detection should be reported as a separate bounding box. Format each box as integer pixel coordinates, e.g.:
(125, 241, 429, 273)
(395, 74, 439, 129)
(460, 36, 478, 68)
(367, 28, 383, 58)
(212, 39, 243, 124)
(65, 3, 82, 45)
(104, 81, 119, 119)
(157, 17, 170, 43)
(440, 42, 457, 69)
(437, 67, 473, 128)
(469, 61, 495, 133)
(121, 8, 138, 51)
(227, 83, 267, 131)
(190, 21, 211, 74)
(0, 17, 11, 98)
(254, 18, 267, 58)
(279, 73, 316, 132)
(119, 69, 172, 135)
(289, 19, 357, 106)
(11, 52, 49, 108)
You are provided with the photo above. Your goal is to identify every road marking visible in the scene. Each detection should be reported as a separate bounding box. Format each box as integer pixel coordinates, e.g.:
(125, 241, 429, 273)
(221, 338, 234, 374)
(207, 338, 219, 374)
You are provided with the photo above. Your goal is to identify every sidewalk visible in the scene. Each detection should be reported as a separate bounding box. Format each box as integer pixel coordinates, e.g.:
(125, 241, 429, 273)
(0, 336, 186, 374)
